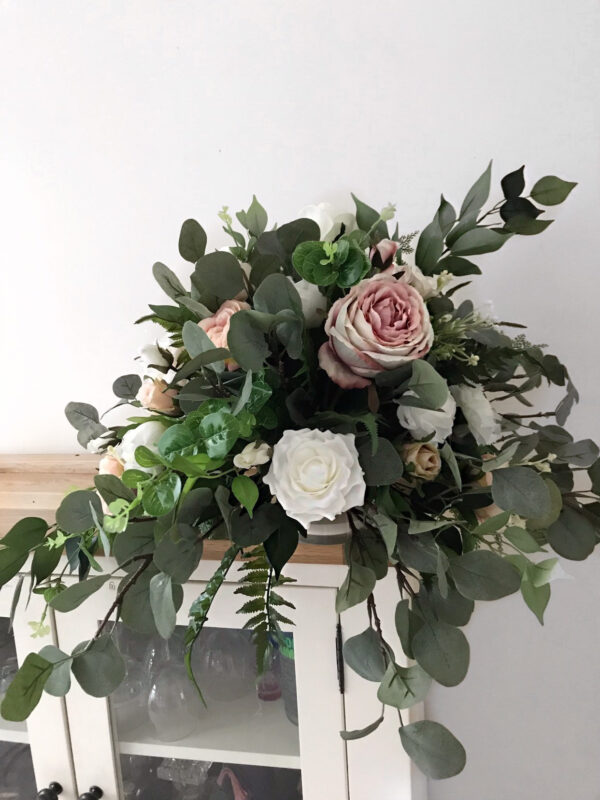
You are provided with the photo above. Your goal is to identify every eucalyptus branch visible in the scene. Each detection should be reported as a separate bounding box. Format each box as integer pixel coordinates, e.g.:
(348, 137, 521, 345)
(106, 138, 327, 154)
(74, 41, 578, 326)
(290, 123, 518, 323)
(92, 555, 152, 641)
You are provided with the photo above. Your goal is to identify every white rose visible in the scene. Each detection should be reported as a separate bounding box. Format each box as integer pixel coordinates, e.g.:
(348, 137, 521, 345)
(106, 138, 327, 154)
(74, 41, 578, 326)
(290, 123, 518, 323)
(451, 384, 502, 446)
(263, 428, 366, 529)
(233, 441, 272, 469)
(397, 392, 456, 444)
(396, 262, 440, 301)
(138, 335, 184, 376)
(288, 277, 328, 328)
(300, 203, 356, 242)
(119, 420, 167, 472)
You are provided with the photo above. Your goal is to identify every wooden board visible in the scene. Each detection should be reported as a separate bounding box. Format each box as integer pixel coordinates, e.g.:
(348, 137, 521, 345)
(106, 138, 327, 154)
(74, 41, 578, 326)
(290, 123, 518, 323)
(0, 454, 344, 565)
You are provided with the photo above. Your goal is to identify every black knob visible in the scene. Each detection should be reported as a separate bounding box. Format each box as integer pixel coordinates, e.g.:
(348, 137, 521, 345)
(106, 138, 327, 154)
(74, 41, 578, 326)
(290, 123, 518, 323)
(37, 783, 63, 800)
(78, 788, 103, 800)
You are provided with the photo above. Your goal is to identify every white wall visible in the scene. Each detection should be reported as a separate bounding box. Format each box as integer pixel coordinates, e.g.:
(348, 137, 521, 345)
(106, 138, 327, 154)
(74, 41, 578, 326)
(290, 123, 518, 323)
(1, 0, 599, 796)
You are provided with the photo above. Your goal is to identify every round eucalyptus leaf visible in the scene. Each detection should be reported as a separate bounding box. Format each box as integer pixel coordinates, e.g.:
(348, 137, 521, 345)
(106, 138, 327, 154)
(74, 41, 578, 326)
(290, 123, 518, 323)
(39, 645, 72, 697)
(56, 490, 103, 534)
(546, 505, 597, 561)
(377, 662, 431, 710)
(491, 466, 551, 519)
(0, 653, 53, 721)
(399, 720, 466, 779)
(412, 620, 470, 687)
(192, 252, 244, 300)
(343, 627, 386, 682)
(179, 219, 207, 262)
(71, 636, 126, 698)
(449, 551, 521, 601)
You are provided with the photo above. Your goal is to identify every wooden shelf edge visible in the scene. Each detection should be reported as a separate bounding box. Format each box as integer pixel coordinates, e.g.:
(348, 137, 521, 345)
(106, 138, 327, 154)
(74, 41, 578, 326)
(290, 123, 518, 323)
(0, 454, 345, 565)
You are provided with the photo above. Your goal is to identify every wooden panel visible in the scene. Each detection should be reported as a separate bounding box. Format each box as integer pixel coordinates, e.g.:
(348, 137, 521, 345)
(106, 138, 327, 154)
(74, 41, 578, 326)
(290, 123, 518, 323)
(0, 454, 344, 565)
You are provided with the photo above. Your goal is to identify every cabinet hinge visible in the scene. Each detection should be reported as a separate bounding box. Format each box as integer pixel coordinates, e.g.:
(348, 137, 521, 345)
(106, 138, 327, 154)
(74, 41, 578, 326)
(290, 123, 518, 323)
(336, 620, 345, 694)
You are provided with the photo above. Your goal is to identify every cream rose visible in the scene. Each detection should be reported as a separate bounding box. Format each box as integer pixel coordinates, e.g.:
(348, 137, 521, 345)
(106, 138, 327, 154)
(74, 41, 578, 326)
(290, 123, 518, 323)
(263, 428, 366, 529)
(288, 277, 327, 328)
(318, 273, 434, 389)
(136, 378, 177, 415)
(198, 299, 250, 370)
(98, 453, 124, 478)
(233, 441, 272, 470)
(397, 392, 457, 444)
(401, 442, 441, 480)
(451, 385, 501, 446)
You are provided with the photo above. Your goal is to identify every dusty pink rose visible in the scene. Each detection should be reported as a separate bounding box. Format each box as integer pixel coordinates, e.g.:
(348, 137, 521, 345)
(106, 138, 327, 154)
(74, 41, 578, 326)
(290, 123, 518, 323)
(136, 378, 177, 414)
(198, 299, 250, 370)
(370, 238, 399, 269)
(98, 454, 124, 478)
(318, 274, 434, 389)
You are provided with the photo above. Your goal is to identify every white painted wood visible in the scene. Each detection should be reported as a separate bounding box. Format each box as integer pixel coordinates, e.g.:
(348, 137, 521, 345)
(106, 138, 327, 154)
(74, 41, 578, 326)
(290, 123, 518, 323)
(341, 574, 415, 800)
(55, 575, 348, 800)
(1, 576, 77, 798)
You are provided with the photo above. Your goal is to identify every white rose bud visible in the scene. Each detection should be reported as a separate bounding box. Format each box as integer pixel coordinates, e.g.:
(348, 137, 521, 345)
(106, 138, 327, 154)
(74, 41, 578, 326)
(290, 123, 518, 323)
(233, 441, 272, 470)
(397, 392, 457, 444)
(263, 428, 366, 529)
(451, 384, 502, 446)
(288, 277, 328, 329)
(119, 420, 168, 473)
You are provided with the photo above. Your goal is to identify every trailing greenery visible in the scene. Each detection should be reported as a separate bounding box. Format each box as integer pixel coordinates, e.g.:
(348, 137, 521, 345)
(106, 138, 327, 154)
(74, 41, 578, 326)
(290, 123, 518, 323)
(0, 164, 596, 782)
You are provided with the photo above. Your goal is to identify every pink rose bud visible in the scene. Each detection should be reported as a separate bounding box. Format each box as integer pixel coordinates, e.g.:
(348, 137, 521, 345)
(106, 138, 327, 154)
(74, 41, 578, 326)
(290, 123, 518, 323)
(369, 238, 399, 269)
(136, 378, 177, 414)
(198, 299, 250, 370)
(98, 454, 124, 478)
(318, 274, 434, 389)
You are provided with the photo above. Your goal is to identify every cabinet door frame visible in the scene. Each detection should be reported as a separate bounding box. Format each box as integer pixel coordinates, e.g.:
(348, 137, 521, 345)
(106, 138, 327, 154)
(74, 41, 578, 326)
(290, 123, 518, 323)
(0, 575, 77, 798)
(54, 572, 348, 800)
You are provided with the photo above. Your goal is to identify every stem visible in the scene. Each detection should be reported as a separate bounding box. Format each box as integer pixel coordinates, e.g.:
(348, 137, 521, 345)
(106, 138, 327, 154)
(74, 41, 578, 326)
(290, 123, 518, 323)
(367, 593, 404, 728)
(92, 555, 152, 641)
(501, 411, 555, 419)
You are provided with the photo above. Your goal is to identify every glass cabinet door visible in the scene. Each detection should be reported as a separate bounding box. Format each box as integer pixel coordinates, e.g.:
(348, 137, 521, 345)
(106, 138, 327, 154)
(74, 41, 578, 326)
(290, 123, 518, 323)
(57, 575, 347, 800)
(0, 576, 76, 799)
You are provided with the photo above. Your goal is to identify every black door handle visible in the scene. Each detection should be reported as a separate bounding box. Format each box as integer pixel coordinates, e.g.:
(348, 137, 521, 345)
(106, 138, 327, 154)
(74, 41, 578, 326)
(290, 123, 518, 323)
(78, 788, 103, 800)
(36, 783, 63, 800)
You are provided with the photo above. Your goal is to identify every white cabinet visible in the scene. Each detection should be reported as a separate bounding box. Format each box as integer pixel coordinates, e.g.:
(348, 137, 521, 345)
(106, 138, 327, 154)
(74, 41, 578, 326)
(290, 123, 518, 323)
(0, 577, 76, 799)
(2, 561, 415, 800)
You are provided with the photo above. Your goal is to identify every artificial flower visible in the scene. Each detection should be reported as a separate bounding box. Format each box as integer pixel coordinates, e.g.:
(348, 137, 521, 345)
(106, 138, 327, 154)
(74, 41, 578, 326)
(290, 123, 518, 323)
(397, 392, 457, 444)
(318, 273, 434, 389)
(300, 202, 356, 241)
(98, 453, 124, 478)
(370, 238, 399, 269)
(198, 298, 250, 369)
(401, 441, 442, 480)
(451, 384, 502, 445)
(288, 277, 328, 328)
(136, 378, 177, 414)
(263, 428, 366, 529)
(233, 441, 272, 469)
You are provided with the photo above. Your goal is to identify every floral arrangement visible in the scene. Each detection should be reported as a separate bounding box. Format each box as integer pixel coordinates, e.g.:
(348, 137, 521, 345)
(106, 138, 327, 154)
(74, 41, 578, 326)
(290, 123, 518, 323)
(1, 163, 598, 781)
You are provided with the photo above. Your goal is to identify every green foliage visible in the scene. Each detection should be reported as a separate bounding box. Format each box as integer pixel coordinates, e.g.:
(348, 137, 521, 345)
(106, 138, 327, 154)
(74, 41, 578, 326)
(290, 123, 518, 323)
(449, 551, 521, 601)
(378, 662, 431, 709)
(399, 720, 466, 780)
(293, 239, 370, 287)
(343, 627, 386, 682)
(0, 653, 53, 721)
(6, 172, 596, 784)
(179, 219, 207, 262)
(530, 175, 577, 205)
